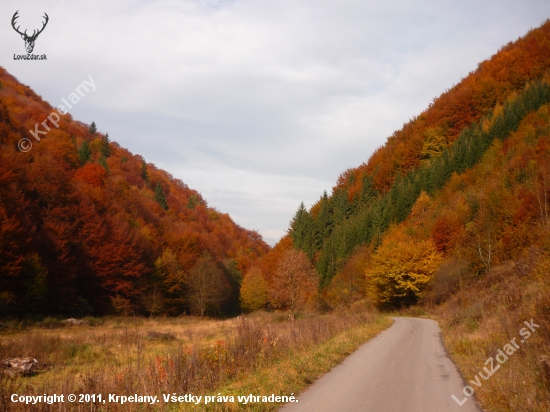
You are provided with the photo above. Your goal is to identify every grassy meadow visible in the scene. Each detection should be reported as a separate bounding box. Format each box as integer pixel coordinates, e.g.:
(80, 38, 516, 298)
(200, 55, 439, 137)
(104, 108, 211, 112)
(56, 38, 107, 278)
(0, 307, 391, 411)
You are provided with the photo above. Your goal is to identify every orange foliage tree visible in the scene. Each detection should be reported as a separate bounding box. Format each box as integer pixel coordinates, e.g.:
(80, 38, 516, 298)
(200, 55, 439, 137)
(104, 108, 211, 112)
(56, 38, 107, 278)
(270, 249, 317, 319)
(74, 163, 108, 186)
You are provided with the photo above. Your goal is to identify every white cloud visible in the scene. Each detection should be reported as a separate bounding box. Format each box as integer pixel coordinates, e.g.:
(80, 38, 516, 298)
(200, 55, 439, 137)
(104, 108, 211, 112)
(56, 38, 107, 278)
(1, 0, 549, 243)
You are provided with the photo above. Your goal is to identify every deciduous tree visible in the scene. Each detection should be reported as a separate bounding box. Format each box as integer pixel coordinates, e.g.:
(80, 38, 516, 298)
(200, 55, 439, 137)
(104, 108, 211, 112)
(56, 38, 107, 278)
(240, 266, 268, 312)
(366, 230, 442, 308)
(270, 249, 317, 319)
(187, 253, 225, 317)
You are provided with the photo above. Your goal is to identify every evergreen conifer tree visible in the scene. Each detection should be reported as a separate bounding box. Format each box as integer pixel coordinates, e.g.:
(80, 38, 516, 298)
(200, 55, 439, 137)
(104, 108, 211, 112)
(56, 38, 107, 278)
(78, 140, 91, 164)
(100, 133, 111, 158)
(99, 156, 110, 174)
(154, 183, 168, 210)
(141, 160, 149, 182)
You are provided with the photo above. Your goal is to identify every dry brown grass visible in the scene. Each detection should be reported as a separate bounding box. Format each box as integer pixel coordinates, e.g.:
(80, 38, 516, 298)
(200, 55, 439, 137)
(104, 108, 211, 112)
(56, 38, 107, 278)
(0, 307, 389, 411)
(433, 250, 550, 411)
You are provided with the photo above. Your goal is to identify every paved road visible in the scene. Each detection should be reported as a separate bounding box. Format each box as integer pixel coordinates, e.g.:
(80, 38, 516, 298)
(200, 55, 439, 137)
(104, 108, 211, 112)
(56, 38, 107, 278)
(280, 317, 482, 412)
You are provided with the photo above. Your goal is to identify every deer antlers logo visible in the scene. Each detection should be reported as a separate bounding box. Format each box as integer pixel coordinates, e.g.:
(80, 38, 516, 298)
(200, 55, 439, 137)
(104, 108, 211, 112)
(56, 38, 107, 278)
(11, 11, 49, 54)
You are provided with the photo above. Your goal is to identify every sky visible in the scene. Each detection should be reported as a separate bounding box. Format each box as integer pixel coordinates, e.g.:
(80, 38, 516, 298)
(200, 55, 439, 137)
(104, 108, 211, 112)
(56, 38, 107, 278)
(1, 1, 550, 245)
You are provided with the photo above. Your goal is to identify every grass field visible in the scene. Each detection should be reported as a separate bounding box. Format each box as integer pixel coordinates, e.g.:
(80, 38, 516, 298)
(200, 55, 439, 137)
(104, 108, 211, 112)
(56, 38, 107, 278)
(0, 306, 391, 411)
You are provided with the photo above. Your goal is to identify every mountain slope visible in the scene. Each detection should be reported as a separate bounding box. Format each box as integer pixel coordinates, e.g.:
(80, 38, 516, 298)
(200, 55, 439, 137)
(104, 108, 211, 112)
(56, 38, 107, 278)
(266, 23, 550, 407)
(282, 20, 550, 287)
(0, 68, 269, 317)
(396, 102, 550, 411)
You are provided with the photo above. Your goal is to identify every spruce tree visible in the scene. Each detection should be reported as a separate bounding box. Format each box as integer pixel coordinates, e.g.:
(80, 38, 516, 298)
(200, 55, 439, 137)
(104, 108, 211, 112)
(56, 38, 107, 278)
(99, 156, 109, 174)
(141, 160, 149, 182)
(315, 191, 333, 248)
(100, 133, 111, 158)
(290, 202, 316, 259)
(290, 202, 308, 250)
(78, 140, 91, 164)
(89, 121, 97, 134)
(154, 183, 168, 210)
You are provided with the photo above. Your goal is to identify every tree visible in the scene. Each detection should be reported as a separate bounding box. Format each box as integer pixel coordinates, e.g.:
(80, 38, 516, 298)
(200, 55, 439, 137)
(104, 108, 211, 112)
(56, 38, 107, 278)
(466, 213, 497, 275)
(150, 248, 184, 316)
(0, 206, 26, 315)
(154, 183, 168, 210)
(100, 133, 111, 158)
(315, 191, 333, 247)
(19, 254, 48, 315)
(325, 245, 370, 307)
(141, 160, 149, 182)
(89, 121, 97, 134)
(431, 215, 462, 253)
(187, 254, 225, 317)
(366, 230, 442, 308)
(240, 267, 268, 312)
(410, 191, 433, 221)
(99, 156, 110, 174)
(74, 163, 108, 187)
(290, 202, 316, 259)
(420, 126, 447, 160)
(0, 206, 25, 279)
(78, 140, 91, 164)
(270, 249, 316, 319)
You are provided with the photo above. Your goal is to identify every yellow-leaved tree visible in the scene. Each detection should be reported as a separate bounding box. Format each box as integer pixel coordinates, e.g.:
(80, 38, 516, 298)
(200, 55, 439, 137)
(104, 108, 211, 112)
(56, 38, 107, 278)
(240, 266, 268, 312)
(366, 230, 442, 309)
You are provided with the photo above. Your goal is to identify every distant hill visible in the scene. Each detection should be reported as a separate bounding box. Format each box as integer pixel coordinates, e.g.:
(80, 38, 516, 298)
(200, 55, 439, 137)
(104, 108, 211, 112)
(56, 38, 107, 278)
(0, 68, 269, 317)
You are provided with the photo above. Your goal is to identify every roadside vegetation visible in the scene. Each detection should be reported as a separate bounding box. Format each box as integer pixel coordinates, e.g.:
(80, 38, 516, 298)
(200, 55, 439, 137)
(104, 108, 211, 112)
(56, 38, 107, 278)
(0, 308, 390, 412)
(433, 253, 550, 412)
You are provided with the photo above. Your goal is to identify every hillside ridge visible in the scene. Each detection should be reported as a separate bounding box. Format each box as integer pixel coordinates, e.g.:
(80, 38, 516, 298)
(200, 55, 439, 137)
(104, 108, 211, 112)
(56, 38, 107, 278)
(0, 67, 269, 317)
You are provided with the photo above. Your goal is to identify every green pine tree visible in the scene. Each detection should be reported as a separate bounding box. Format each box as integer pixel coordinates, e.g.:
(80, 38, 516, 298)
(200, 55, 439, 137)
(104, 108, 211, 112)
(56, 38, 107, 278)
(78, 140, 91, 164)
(89, 121, 97, 134)
(290, 202, 316, 259)
(141, 160, 149, 182)
(154, 183, 168, 210)
(99, 155, 110, 174)
(315, 191, 333, 249)
(100, 133, 111, 158)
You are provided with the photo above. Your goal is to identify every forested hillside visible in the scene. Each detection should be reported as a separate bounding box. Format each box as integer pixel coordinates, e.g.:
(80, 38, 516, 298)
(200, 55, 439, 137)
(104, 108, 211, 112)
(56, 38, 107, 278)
(0, 68, 269, 317)
(241, 20, 550, 312)
(3, 21, 550, 322)
(238, 22, 550, 409)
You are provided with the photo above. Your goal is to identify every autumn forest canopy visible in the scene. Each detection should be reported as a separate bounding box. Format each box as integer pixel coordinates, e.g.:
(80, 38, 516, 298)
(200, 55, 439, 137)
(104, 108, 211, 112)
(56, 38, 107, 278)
(2, 21, 550, 317)
(0, 70, 269, 317)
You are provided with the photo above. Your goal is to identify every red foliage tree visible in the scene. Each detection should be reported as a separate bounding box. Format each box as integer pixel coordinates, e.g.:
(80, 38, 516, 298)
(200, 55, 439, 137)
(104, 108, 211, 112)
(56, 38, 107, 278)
(74, 163, 108, 187)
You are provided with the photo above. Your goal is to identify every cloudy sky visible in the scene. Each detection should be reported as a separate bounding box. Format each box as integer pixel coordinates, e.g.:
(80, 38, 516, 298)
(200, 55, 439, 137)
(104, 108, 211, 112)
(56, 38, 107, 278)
(1, 1, 549, 244)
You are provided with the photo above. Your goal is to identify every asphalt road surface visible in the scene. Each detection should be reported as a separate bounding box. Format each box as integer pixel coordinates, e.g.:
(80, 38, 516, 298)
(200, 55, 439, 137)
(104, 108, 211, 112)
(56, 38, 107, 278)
(280, 317, 483, 412)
